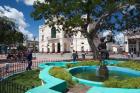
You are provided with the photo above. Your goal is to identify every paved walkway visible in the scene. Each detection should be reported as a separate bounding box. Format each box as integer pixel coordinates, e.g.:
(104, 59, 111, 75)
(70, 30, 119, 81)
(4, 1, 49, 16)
(1, 53, 140, 69)
(35, 53, 140, 61)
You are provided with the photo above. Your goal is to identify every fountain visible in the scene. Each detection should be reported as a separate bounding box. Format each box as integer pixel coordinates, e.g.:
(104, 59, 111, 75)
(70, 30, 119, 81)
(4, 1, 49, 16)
(97, 32, 114, 80)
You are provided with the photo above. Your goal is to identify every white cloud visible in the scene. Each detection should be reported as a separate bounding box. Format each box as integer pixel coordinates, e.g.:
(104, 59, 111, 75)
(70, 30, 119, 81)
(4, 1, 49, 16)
(23, 0, 45, 6)
(101, 30, 124, 44)
(115, 33, 124, 44)
(16, 0, 19, 2)
(0, 6, 33, 40)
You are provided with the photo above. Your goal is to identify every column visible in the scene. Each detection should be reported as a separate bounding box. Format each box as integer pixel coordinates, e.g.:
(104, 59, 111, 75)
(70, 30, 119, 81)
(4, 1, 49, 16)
(60, 39, 64, 53)
(136, 40, 139, 51)
(50, 43, 52, 53)
(55, 43, 57, 53)
(124, 35, 129, 53)
(136, 40, 139, 56)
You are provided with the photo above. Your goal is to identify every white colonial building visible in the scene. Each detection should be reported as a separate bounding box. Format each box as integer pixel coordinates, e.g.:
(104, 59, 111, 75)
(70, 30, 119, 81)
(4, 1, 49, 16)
(39, 25, 91, 53)
(124, 30, 140, 56)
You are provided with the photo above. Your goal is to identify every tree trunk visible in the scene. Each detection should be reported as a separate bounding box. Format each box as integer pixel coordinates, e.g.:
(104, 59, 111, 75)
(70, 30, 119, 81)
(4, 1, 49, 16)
(87, 37, 99, 59)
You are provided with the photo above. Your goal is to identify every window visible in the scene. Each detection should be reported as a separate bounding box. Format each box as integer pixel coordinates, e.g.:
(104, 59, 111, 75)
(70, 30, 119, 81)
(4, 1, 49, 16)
(51, 27, 56, 38)
(81, 42, 84, 44)
(42, 48, 44, 52)
(42, 35, 44, 41)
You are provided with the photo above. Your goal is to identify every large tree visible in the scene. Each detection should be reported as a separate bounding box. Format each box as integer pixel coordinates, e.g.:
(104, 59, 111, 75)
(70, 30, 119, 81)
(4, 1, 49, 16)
(31, 0, 140, 58)
(0, 16, 24, 47)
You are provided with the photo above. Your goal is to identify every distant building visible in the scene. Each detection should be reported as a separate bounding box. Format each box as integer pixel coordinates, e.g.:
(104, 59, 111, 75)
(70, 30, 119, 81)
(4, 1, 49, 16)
(124, 29, 140, 56)
(23, 40, 39, 52)
(39, 25, 91, 53)
(111, 44, 124, 54)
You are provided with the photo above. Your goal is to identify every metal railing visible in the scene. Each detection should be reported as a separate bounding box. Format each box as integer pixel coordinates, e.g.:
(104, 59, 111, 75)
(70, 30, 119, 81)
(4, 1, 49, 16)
(0, 58, 71, 93)
(0, 60, 52, 93)
(0, 80, 31, 93)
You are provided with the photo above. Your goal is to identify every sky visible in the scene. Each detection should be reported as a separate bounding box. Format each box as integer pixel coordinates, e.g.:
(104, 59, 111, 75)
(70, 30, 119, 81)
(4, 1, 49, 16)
(0, 0, 45, 40)
(0, 0, 125, 43)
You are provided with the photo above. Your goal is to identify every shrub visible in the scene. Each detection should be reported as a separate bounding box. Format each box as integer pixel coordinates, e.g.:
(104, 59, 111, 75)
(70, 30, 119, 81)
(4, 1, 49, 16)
(66, 61, 99, 68)
(104, 78, 140, 89)
(49, 67, 76, 87)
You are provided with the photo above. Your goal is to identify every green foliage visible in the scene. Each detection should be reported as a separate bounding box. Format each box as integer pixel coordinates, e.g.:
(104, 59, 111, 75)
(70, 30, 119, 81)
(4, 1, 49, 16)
(49, 67, 75, 87)
(6, 69, 41, 87)
(17, 45, 27, 51)
(114, 60, 140, 71)
(0, 16, 24, 45)
(66, 61, 99, 68)
(31, 0, 139, 32)
(104, 78, 140, 89)
(31, 0, 139, 58)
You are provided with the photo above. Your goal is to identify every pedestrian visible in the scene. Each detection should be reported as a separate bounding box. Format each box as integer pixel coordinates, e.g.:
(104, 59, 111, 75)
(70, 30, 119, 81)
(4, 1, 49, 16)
(26, 51, 33, 70)
(128, 52, 131, 59)
(82, 51, 86, 60)
(131, 52, 134, 58)
(72, 50, 78, 62)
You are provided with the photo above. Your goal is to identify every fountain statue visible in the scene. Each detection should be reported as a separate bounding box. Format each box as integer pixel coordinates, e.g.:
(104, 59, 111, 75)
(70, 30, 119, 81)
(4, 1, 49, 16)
(97, 32, 114, 80)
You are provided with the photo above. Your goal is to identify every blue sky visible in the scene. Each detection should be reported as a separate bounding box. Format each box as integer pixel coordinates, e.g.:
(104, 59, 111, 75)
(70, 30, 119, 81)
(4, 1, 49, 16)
(0, 0, 127, 43)
(0, 0, 44, 40)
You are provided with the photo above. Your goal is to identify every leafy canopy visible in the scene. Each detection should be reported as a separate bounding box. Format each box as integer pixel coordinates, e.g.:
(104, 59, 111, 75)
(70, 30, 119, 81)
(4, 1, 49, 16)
(31, 0, 140, 37)
(0, 16, 24, 45)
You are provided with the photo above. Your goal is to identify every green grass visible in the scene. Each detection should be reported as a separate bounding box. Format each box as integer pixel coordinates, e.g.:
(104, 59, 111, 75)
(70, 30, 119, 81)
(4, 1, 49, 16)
(104, 78, 140, 89)
(6, 69, 41, 87)
(104, 61, 140, 88)
(66, 60, 99, 68)
(113, 60, 140, 71)
(49, 67, 76, 87)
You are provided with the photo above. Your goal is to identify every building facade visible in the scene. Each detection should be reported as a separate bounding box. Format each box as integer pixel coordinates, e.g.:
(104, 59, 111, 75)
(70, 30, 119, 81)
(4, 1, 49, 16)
(124, 31, 140, 55)
(23, 40, 39, 52)
(39, 25, 91, 53)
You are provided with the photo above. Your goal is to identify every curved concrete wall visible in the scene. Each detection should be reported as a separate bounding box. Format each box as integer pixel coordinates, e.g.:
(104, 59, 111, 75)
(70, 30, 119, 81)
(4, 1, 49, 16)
(69, 66, 140, 93)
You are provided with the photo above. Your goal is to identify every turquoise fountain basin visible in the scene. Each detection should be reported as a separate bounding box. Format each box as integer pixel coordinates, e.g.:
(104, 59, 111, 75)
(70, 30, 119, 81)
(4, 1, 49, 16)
(69, 66, 140, 86)
(69, 66, 140, 93)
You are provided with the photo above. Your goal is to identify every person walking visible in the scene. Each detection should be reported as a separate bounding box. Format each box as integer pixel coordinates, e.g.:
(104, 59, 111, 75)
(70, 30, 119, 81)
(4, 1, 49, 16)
(82, 51, 86, 60)
(72, 50, 78, 62)
(26, 51, 33, 70)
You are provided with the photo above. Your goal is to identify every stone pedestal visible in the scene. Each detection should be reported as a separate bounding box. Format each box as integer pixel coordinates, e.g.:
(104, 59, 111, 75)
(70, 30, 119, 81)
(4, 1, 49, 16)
(98, 65, 109, 80)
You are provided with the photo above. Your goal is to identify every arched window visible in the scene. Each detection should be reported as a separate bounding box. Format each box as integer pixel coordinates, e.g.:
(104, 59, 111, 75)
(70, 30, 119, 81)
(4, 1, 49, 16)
(51, 27, 56, 38)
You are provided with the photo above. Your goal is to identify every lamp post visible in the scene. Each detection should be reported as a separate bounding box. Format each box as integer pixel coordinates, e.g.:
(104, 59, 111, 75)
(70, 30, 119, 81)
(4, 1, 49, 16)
(24, 35, 29, 51)
(33, 36, 36, 59)
(75, 34, 77, 52)
(33, 36, 36, 52)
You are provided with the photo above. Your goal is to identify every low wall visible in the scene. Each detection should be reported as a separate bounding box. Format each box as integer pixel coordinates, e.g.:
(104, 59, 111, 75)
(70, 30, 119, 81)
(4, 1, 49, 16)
(69, 66, 140, 93)
(26, 63, 68, 93)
